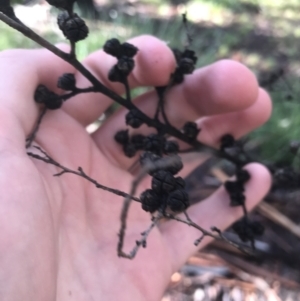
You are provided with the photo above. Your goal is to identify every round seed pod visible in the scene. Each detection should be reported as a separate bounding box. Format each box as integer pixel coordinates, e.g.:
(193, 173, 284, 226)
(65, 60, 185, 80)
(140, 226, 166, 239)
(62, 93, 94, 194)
(179, 57, 195, 74)
(34, 85, 62, 110)
(114, 130, 129, 145)
(108, 65, 124, 83)
(229, 191, 245, 207)
(139, 152, 162, 175)
(163, 140, 179, 154)
(232, 220, 254, 243)
(182, 49, 197, 63)
(220, 134, 235, 150)
(125, 109, 144, 128)
(123, 143, 136, 158)
(121, 42, 138, 57)
(172, 70, 184, 84)
(57, 73, 76, 91)
(172, 48, 182, 64)
(58, 12, 88, 43)
(167, 189, 189, 212)
(34, 85, 52, 104)
(131, 134, 145, 150)
(140, 152, 160, 166)
(250, 221, 264, 236)
(140, 189, 161, 213)
(103, 38, 121, 58)
(175, 177, 185, 189)
(151, 170, 177, 193)
(182, 121, 200, 141)
(236, 169, 251, 184)
(224, 180, 244, 194)
(163, 154, 183, 175)
(117, 57, 134, 77)
(44, 95, 63, 110)
(57, 11, 68, 31)
(144, 134, 166, 154)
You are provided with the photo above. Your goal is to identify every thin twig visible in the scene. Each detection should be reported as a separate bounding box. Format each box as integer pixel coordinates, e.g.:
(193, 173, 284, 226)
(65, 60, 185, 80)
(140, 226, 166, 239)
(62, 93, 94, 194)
(182, 12, 193, 49)
(122, 212, 163, 259)
(123, 78, 132, 102)
(60, 86, 97, 101)
(26, 106, 47, 148)
(164, 211, 254, 256)
(27, 146, 140, 202)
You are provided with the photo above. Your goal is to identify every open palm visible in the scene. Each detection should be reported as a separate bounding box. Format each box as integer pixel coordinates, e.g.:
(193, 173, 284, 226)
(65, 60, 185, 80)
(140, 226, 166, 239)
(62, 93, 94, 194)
(0, 35, 271, 301)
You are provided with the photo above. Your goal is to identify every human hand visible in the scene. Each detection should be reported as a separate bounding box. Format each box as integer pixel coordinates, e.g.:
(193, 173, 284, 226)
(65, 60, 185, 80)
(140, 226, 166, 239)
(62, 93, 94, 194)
(0, 35, 271, 301)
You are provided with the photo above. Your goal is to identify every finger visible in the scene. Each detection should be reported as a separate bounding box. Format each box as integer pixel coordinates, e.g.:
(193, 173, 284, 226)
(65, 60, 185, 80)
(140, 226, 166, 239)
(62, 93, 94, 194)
(0, 45, 74, 148)
(92, 61, 262, 169)
(62, 35, 176, 125)
(158, 163, 271, 271)
(180, 88, 272, 149)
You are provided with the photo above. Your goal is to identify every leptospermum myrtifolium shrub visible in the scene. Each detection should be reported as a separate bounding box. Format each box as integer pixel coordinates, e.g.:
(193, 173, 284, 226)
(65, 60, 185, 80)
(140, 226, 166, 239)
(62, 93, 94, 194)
(0, 0, 265, 259)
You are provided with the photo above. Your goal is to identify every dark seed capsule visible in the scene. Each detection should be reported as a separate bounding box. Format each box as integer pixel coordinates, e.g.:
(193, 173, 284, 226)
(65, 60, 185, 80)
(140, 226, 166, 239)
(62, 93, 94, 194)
(172, 69, 184, 84)
(114, 130, 129, 145)
(57, 11, 70, 31)
(224, 180, 244, 194)
(125, 109, 144, 129)
(167, 189, 189, 212)
(140, 189, 161, 213)
(34, 85, 63, 110)
(179, 57, 195, 74)
(58, 12, 88, 42)
(151, 170, 177, 193)
(108, 65, 125, 83)
(172, 48, 182, 64)
(182, 121, 200, 141)
(163, 154, 183, 175)
(103, 38, 121, 58)
(163, 140, 179, 154)
(117, 57, 134, 76)
(144, 134, 166, 154)
(229, 192, 245, 207)
(236, 169, 251, 184)
(121, 42, 138, 58)
(123, 143, 136, 158)
(139, 152, 162, 176)
(34, 85, 52, 104)
(220, 134, 235, 150)
(140, 152, 161, 166)
(175, 177, 185, 189)
(57, 11, 69, 30)
(182, 49, 198, 64)
(232, 220, 254, 243)
(250, 221, 264, 236)
(131, 134, 145, 150)
(57, 73, 76, 91)
(44, 95, 63, 110)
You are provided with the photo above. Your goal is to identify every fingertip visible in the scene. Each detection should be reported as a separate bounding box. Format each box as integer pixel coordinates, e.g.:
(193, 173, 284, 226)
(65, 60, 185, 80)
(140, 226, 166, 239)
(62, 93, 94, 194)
(257, 88, 272, 125)
(129, 35, 176, 86)
(186, 59, 259, 115)
(244, 163, 272, 208)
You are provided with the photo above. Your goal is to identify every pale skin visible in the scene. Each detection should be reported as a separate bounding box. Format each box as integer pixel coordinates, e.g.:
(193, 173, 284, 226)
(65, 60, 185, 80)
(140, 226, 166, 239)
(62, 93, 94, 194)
(0, 35, 272, 301)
